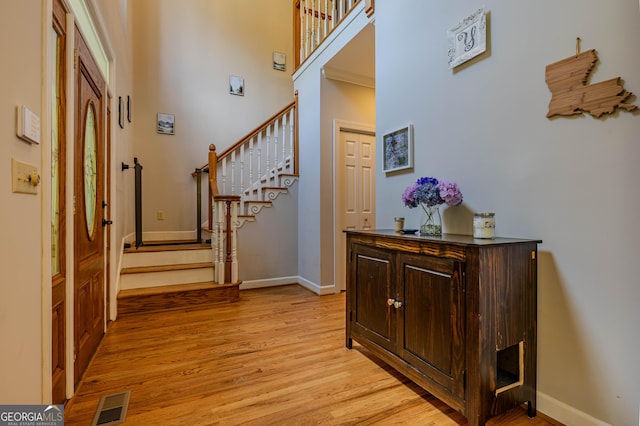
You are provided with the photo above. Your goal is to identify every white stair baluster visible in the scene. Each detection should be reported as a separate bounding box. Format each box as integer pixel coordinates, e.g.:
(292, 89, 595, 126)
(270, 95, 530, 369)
(257, 132, 262, 201)
(248, 137, 254, 202)
(281, 115, 287, 173)
(239, 145, 245, 213)
(230, 151, 237, 196)
(215, 200, 224, 284)
(221, 157, 227, 194)
(265, 125, 271, 188)
(289, 108, 298, 173)
(230, 198, 239, 283)
(273, 118, 279, 185)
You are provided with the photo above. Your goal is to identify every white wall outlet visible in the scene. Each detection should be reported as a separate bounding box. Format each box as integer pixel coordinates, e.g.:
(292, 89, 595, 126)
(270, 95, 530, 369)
(157, 210, 165, 220)
(12, 158, 40, 195)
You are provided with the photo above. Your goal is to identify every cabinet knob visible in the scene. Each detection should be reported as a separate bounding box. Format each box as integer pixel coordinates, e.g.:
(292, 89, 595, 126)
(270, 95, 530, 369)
(394, 301, 403, 309)
(387, 298, 395, 306)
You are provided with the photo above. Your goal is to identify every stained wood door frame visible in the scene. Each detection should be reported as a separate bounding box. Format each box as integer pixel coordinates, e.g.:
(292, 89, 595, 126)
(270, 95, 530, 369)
(50, 0, 70, 405)
(42, 2, 115, 402)
(332, 120, 376, 293)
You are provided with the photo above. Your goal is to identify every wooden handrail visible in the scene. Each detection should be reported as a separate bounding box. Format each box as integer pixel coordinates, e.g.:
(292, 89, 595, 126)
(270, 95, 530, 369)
(194, 92, 298, 172)
(218, 94, 298, 160)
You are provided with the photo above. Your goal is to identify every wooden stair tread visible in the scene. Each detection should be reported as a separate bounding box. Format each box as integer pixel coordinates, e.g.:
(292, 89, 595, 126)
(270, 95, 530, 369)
(118, 281, 237, 298)
(121, 262, 212, 275)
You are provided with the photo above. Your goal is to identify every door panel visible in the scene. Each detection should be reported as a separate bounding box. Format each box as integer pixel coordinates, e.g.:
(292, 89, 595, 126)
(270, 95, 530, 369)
(398, 253, 465, 398)
(51, 0, 67, 404)
(349, 244, 396, 353)
(74, 26, 105, 386)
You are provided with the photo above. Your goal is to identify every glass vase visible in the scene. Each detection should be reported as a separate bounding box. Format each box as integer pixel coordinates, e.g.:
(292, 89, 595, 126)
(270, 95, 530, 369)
(420, 205, 442, 236)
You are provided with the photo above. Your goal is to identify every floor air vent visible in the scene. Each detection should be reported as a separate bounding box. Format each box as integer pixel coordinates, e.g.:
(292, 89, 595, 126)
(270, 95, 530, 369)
(91, 390, 131, 426)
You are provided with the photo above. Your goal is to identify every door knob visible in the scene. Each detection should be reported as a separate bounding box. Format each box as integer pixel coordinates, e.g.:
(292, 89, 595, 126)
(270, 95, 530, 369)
(102, 219, 113, 226)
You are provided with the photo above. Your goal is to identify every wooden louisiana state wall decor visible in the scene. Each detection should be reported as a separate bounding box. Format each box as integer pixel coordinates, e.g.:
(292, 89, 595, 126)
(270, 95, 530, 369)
(545, 46, 637, 118)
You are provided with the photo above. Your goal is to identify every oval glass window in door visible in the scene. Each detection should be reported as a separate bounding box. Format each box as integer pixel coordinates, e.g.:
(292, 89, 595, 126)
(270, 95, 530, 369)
(84, 102, 97, 239)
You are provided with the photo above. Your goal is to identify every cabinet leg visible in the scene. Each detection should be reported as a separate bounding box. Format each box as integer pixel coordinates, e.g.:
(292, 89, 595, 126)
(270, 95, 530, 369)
(527, 401, 537, 418)
(346, 336, 353, 349)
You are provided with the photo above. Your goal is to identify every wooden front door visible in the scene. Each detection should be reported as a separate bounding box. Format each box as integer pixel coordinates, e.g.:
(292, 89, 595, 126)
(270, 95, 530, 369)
(73, 26, 106, 386)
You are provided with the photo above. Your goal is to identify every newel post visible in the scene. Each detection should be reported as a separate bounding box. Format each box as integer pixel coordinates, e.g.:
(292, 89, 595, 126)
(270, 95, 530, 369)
(212, 195, 241, 285)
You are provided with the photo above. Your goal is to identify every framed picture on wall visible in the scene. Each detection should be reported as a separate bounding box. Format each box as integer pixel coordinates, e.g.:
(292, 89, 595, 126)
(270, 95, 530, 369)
(447, 7, 487, 69)
(157, 113, 175, 135)
(229, 76, 244, 96)
(382, 124, 413, 173)
(273, 52, 286, 71)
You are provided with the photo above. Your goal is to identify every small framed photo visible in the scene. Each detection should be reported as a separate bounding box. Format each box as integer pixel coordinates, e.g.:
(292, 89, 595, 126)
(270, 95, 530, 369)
(118, 96, 124, 129)
(383, 124, 413, 173)
(273, 52, 286, 71)
(447, 7, 486, 69)
(229, 75, 244, 96)
(157, 113, 175, 135)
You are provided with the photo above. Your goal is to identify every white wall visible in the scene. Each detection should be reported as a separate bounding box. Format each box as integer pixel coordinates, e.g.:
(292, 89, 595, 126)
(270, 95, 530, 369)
(294, 3, 372, 291)
(0, 0, 134, 403)
(321, 78, 375, 290)
(131, 0, 294, 234)
(375, 1, 640, 425)
(0, 1, 45, 404)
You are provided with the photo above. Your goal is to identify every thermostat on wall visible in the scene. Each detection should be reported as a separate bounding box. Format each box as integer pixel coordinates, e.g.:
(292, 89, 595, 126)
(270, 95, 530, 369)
(16, 105, 41, 144)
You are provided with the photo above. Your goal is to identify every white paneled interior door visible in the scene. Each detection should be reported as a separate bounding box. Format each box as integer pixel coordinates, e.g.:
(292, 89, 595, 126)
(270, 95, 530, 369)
(336, 126, 376, 292)
(342, 130, 376, 231)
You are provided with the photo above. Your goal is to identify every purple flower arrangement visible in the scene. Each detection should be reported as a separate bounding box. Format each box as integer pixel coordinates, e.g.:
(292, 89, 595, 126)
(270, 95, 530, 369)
(402, 176, 463, 208)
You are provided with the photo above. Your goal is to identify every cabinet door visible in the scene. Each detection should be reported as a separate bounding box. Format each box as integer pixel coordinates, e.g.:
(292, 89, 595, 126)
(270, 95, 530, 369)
(398, 253, 465, 399)
(348, 243, 396, 353)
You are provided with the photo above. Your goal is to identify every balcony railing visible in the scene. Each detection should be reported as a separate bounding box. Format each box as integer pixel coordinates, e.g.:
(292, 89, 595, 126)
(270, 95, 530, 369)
(294, 0, 367, 69)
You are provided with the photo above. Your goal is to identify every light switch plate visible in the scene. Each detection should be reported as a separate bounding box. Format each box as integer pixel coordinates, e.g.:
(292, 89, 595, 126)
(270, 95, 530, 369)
(12, 158, 39, 195)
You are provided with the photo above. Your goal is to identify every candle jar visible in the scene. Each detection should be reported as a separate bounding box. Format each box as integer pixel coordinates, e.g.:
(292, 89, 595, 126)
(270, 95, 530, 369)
(473, 213, 495, 239)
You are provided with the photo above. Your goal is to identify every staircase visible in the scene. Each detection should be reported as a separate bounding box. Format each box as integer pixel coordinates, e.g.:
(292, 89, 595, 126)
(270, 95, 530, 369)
(117, 242, 240, 316)
(117, 95, 299, 316)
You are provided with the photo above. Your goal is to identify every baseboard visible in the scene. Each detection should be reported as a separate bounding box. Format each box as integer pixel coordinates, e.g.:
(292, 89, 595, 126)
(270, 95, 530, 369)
(295, 276, 336, 295)
(240, 276, 337, 295)
(537, 392, 611, 426)
(240, 276, 300, 290)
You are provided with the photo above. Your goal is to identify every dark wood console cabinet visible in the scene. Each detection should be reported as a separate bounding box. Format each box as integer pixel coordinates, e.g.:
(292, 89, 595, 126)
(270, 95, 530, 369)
(345, 230, 541, 426)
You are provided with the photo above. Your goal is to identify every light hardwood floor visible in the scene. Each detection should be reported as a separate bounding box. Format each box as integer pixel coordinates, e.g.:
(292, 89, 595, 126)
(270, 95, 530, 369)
(64, 285, 561, 425)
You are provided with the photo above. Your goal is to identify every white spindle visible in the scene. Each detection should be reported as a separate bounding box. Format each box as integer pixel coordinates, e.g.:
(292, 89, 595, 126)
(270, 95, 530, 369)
(248, 137, 254, 201)
(257, 132, 263, 201)
(221, 157, 227, 194)
(265, 126, 271, 187)
(230, 199, 239, 283)
(322, 0, 326, 38)
(273, 118, 279, 185)
(230, 151, 236, 195)
(239, 145, 245, 213)
(289, 109, 295, 171)
(281, 115, 287, 171)
(214, 200, 224, 284)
